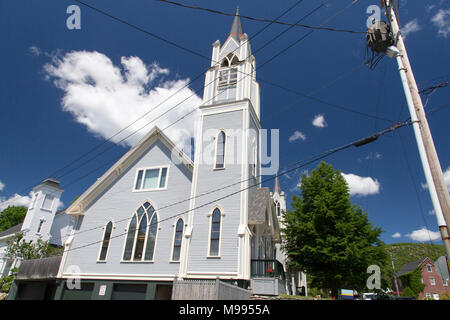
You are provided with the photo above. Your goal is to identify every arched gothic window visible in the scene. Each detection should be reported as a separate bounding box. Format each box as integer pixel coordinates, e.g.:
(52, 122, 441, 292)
(215, 131, 226, 169)
(171, 218, 184, 261)
(209, 208, 222, 256)
(99, 221, 113, 261)
(218, 53, 238, 87)
(275, 201, 281, 217)
(123, 202, 159, 261)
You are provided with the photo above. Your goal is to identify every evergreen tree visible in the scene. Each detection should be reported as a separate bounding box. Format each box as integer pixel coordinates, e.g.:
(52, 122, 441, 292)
(283, 162, 388, 297)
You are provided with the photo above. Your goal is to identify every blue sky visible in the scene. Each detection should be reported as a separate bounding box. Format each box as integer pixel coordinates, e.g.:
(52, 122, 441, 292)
(0, 0, 449, 245)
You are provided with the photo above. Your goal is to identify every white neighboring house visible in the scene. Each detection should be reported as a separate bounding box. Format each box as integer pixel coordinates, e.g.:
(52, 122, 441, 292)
(0, 178, 73, 278)
(272, 176, 307, 296)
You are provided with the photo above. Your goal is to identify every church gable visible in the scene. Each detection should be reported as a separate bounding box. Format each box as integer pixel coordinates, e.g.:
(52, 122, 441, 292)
(66, 127, 193, 215)
(218, 37, 240, 62)
(60, 131, 194, 277)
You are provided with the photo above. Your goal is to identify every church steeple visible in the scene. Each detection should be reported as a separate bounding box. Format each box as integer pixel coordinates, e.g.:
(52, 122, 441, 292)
(202, 6, 260, 119)
(274, 175, 281, 194)
(228, 7, 243, 42)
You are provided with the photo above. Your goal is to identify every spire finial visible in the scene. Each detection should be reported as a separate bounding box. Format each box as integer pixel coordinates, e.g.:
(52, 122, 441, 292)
(229, 6, 243, 42)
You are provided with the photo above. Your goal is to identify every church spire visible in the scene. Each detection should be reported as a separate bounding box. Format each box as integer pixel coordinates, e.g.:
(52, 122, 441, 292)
(229, 6, 243, 42)
(274, 175, 281, 194)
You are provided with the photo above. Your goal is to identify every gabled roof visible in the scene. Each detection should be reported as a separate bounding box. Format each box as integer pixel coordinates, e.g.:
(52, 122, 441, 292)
(0, 223, 22, 240)
(434, 256, 450, 281)
(248, 187, 280, 242)
(395, 257, 430, 277)
(33, 177, 63, 192)
(66, 126, 194, 215)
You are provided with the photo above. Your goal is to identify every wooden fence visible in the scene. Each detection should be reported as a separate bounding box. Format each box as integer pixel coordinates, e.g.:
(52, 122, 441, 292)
(172, 278, 250, 300)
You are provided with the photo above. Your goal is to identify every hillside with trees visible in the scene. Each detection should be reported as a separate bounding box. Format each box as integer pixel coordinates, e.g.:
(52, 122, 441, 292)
(385, 242, 445, 272)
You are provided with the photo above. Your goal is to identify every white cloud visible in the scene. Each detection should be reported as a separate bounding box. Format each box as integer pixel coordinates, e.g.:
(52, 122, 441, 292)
(288, 130, 306, 142)
(401, 19, 421, 39)
(392, 232, 402, 239)
(426, 4, 435, 14)
(0, 180, 4, 192)
(362, 152, 382, 161)
(421, 166, 450, 192)
(431, 9, 450, 38)
(43, 51, 202, 153)
(56, 199, 65, 211)
(289, 169, 309, 192)
(312, 114, 327, 128)
(445, 167, 450, 191)
(0, 193, 32, 212)
(29, 45, 42, 56)
(341, 173, 380, 196)
(406, 227, 441, 242)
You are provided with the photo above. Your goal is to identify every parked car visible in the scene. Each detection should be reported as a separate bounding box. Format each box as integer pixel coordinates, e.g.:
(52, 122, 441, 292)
(391, 296, 415, 300)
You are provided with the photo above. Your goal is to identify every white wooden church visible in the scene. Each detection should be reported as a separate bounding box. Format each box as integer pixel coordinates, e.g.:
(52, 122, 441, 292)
(7, 12, 306, 300)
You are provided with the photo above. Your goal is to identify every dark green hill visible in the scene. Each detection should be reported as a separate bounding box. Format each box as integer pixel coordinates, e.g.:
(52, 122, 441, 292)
(385, 243, 445, 272)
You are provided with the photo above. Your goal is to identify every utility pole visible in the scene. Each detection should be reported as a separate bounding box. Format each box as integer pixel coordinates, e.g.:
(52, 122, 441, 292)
(382, 0, 450, 268)
(389, 252, 400, 297)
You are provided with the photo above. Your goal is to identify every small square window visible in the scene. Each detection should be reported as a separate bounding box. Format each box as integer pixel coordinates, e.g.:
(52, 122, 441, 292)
(41, 194, 54, 211)
(218, 68, 237, 87)
(134, 167, 169, 191)
(430, 277, 436, 286)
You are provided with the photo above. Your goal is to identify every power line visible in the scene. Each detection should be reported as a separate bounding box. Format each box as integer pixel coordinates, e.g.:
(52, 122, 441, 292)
(50, 0, 305, 180)
(54, 0, 372, 184)
(0, 0, 307, 209)
(156, 0, 365, 35)
(1, 0, 367, 209)
(53, 1, 321, 181)
(52, 0, 363, 178)
(56, 0, 312, 172)
(51, 120, 412, 248)
(429, 102, 450, 116)
(259, 62, 396, 124)
(419, 81, 450, 95)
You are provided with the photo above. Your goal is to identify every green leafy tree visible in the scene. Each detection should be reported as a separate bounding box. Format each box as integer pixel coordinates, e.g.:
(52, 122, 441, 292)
(5, 233, 63, 260)
(0, 206, 27, 232)
(283, 162, 389, 297)
(0, 268, 18, 293)
(69, 196, 79, 206)
(0, 233, 62, 294)
(399, 268, 425, 299)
